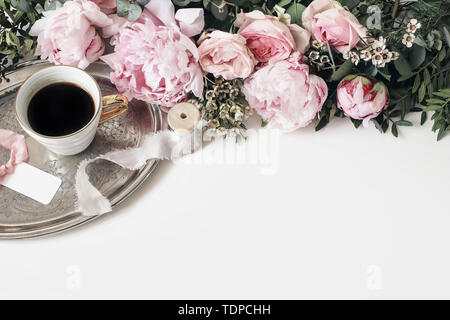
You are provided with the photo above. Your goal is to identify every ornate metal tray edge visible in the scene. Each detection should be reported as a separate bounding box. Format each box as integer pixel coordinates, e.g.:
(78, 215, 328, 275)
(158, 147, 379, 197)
(0, 60, 163, 240)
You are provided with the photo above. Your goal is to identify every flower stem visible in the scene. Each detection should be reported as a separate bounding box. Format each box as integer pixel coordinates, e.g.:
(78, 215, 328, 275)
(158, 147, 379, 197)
(392, 0, 400, 19)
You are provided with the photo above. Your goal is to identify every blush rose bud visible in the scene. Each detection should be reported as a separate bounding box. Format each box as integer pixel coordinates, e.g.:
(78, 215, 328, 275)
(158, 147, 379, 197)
(337, 75, 389, 126)
(302, 0, 367, 53)
(243, 53, 328, 132)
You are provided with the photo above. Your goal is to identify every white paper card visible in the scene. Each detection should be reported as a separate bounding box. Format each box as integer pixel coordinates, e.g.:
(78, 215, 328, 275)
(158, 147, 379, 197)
(1, 163, 62, 205)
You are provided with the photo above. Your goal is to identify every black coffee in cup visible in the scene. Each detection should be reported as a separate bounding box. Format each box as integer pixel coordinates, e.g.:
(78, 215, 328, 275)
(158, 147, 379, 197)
(27, 83, 95, 137)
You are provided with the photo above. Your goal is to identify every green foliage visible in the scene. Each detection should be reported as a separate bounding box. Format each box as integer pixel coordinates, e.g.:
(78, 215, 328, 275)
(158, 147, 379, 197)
(313, 0, 450, 139)
(0, 0, 45, 81)
(195, 0, 450, 140)
(1, 0, 450, 140)
(116, 0, 149, 21)
(424, 88, 450, 140)
(44, 0, 69, 10)
(173, 0, 313, 31)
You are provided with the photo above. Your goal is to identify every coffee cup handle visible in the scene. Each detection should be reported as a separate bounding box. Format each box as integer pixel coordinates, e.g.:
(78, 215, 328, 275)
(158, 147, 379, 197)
(99, 94, 129, 124)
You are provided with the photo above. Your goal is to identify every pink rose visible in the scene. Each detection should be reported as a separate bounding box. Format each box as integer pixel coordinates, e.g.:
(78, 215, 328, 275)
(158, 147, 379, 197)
(234, 10, 310, 63)
(302, 0, 367, 53)
(101, 3, 204, 111)
(243, 53, 328, 132)
(89, 0, 116, 9)
(29, 0, 112, 69)
(198, 31, 256, 80)
(337, 75, 389, 126)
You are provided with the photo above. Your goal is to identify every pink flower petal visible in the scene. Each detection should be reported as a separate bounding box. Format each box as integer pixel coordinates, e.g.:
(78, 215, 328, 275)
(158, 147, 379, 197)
(0, 130, 29, 182)
(175, 8, 205, 37)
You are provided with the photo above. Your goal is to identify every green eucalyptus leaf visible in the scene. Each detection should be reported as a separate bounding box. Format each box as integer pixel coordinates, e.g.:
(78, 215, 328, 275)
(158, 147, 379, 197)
(117, 0, 130, 17)
(413, 36, 428, 48)
(391, 124, 398, 137)
(26, 12, 36, 24)
(418, 83, 426, 103)
(340, 0, 359, 10)
(396, 120, 413, 127)
(373, 119, 384, 133)
(408, 45, 426, 69)
(427, 98, 446, 104)
(0, 49, 13, 55)
(390, 110, 402, 118)
(423, 105, 444, 112)
(286, 3, 306, 26)
(412, 74, 421, 93)
(11, 0, 31, 12)
(315, 116, 329, 131)
(438, 48, 446, 62)
(44, 0, 59, 11)
(398, 73, 415, 82)
(363, 63, 378, 77)
(394, 53, 413, 76)
(437, 126, 447, 141)
(443, 26, 450, 47)
(173, 0, 192, 6)
(6, 31, 20, 48)
(136, 0, 150, 5)
(127, 3, 142, 22)
(421, 112, 427, 125)
(427, 83, 434, 97)
(433, 92, 450, 98)
(331, 59, 353, 81)
(378, 69, 391, 81)
(277, 0, 292, 7)
(351, 119, 362, 128)
(423, 68, 431, 85)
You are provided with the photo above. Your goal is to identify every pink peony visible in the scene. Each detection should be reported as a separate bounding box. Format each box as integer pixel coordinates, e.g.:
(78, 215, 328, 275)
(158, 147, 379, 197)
(302, 0, 367, 53)
(234, 10, 310, 63)
(337, 75, 389, 126)
(243, 53, 328, 132)
(101, 1, 204, 110)
(29, 0, 112, 69)
(89, 0, 116, 9)
(198, 31, 256, 80)
(0, 130, 29, 182)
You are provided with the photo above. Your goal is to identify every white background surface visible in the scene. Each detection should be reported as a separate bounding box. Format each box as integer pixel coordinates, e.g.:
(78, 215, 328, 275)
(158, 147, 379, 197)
(1, 113, 450, 300)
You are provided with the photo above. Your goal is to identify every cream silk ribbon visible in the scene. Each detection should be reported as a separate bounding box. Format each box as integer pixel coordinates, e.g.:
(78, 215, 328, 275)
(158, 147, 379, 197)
(0, 129, 29, 182)
(75, 123, 204, 216)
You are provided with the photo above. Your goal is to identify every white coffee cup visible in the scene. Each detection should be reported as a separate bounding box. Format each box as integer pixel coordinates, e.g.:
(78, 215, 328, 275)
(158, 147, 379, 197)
(15, 65, 128, 156)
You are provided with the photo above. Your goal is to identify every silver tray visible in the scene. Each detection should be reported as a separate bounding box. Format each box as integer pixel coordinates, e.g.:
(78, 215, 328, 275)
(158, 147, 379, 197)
(0, 60, 162, 239)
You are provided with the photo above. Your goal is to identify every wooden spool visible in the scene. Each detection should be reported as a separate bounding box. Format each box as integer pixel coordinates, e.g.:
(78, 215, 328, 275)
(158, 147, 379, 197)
(167, 102, 201, 132)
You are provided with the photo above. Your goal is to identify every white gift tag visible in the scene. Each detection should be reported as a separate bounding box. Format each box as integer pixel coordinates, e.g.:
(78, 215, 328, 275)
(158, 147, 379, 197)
(1, 163, 61, 205)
